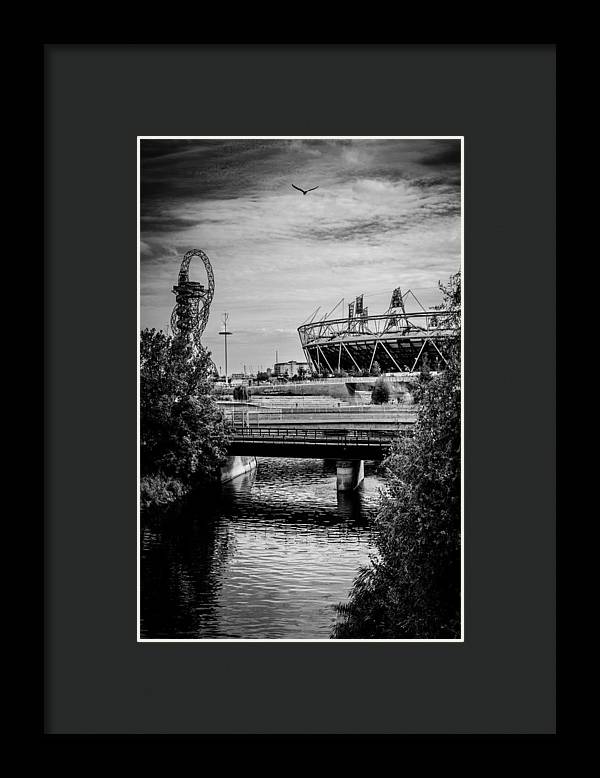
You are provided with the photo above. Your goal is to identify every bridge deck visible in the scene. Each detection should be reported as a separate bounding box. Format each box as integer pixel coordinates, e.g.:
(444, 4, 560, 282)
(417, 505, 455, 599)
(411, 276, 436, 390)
(227, 427, 412, 460)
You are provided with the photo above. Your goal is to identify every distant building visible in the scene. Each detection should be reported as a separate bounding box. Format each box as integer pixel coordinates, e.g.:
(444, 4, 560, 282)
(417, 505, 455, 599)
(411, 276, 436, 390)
(273, 360, 309, 378)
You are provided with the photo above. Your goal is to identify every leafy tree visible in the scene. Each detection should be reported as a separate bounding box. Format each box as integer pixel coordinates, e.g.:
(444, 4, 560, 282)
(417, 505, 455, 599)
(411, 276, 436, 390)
(140, 329, 232, 500)
(371, 361, 382, 376)
(256, 371, 269, 382)
(371, 377, 390, 404)
(334, 272, 461, 639)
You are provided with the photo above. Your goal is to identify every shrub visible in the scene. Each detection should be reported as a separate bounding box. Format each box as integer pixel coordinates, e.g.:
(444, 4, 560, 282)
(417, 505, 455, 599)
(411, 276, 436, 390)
(140, 474, 186, 511)
(333, 272, 461, 639)
(233, 384, 250, 401)
(371, 377, 390, 404)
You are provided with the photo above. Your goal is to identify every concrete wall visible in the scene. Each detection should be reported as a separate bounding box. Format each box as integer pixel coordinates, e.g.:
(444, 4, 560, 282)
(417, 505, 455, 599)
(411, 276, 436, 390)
(248, 383, 351, 399)
(336, 459, 365, 491)
(215, 377, 417, 403)
(220, 455, 258, 483)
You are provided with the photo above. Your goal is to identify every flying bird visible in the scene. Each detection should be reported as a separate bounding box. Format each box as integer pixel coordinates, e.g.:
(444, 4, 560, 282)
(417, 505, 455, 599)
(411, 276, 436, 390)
(292, 184, 319, 195)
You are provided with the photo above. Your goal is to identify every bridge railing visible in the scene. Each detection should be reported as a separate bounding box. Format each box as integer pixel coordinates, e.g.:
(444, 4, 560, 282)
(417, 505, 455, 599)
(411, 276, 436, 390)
(230, 426, 413, 445)
(221, 405, 418, 422)
(247, 405, 416, 414)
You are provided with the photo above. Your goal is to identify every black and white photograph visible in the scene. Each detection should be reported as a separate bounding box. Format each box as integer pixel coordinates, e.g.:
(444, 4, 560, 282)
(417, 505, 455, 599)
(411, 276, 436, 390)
(138, 136, 463, 641)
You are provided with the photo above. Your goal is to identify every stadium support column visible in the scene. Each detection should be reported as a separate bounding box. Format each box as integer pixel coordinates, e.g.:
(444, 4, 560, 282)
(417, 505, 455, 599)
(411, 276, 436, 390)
(335, 460, 364, 491)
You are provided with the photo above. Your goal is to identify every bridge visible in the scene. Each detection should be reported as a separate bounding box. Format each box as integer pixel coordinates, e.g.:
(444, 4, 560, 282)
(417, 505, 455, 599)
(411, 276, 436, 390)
(228, 426, 411, 460)
(224, 419, 415, 492)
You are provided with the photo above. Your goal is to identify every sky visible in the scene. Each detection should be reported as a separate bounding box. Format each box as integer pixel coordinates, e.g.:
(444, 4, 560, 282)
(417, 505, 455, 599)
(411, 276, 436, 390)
(140, 138, 461, 375)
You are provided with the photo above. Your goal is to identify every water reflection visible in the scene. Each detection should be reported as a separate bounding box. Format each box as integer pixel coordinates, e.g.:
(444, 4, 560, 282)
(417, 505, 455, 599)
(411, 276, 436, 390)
(141, 457, 382, 639)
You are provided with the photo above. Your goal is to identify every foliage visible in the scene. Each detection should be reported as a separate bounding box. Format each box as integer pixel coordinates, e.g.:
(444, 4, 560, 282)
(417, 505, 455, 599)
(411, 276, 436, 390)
(419, 353, 432, 382)
(407, 354, 434, 403)
(371, 361, 382, 376)
(371, 377, 390, 404)
(140, 329, 232, 503)
(233, 384, 250, 401)
(333, 272, 461, 639)
(140, 473, 186, 511)
(256, 371, 269, 382)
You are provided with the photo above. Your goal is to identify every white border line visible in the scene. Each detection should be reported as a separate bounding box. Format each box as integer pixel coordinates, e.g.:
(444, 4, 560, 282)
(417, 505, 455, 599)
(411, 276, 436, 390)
(137, 136, 464, 643)
(136, 136, 141, 642)
(460, 135, 464, 643)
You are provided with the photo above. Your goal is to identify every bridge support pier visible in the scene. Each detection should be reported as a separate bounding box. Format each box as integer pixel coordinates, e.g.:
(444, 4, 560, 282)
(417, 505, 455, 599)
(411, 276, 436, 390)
(335, 459, 364, 491)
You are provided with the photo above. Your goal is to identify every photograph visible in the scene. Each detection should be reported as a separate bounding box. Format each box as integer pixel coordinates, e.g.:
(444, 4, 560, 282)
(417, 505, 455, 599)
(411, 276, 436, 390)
(138, 136, 463, 641)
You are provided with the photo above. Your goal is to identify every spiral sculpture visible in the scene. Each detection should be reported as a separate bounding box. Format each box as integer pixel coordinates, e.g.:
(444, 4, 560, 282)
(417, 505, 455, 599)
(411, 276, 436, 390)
(170, 249, 215, 343)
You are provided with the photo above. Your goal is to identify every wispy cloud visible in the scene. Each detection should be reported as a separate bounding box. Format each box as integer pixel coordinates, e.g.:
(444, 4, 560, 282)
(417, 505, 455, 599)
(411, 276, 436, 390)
(140, 139, 461, 371)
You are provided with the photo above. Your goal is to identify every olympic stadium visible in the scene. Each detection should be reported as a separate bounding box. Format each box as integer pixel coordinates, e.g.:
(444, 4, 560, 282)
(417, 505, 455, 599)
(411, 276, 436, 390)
(297, 288, 460, 376)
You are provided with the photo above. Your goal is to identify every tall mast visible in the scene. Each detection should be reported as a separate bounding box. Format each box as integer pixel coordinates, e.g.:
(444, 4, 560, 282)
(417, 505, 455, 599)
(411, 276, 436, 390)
(218, 312, 232, 382)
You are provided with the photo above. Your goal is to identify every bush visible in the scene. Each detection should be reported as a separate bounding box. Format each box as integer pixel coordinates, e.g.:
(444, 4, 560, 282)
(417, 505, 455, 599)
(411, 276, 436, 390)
(333, 272, 461, 639)
(140, 474, 186, 511)
(233, 384, 250, 401)
(371, 377, 390, 404)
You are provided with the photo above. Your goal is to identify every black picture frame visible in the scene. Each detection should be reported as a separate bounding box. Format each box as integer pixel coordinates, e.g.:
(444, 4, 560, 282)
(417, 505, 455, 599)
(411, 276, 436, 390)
(44, 43, 556, 735)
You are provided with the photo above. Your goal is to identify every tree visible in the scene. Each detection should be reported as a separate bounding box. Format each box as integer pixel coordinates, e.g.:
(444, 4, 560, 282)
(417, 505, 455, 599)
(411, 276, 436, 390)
(256, 371, 269, 382)
(371, 377, 390, 404)
(371, 360, 381, 376)
(333, 272, 461, 639)
(140, 329, 232, 502)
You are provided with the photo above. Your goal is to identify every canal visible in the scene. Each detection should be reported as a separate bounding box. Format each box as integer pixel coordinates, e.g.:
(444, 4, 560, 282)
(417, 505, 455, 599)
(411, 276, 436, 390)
(140, 457, 384, 639)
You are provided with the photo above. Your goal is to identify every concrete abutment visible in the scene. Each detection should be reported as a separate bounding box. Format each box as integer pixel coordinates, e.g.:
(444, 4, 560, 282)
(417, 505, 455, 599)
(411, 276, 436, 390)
(221, 455, 258, 483)
(335, 459, 364, 491)
(222, 455, 366, 492)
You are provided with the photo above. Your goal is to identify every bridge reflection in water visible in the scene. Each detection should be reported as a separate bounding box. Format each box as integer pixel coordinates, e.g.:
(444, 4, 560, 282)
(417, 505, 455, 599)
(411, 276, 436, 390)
(140, 457, 383, 640)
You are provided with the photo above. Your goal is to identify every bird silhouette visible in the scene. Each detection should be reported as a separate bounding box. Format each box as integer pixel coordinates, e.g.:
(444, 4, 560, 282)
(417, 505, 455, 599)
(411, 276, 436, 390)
(292, 184, 319, 195)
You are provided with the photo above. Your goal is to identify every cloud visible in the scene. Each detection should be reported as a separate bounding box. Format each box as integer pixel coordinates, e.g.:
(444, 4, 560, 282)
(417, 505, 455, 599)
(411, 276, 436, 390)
(140, 139, 461, 368)
(420, 140, 461, 167)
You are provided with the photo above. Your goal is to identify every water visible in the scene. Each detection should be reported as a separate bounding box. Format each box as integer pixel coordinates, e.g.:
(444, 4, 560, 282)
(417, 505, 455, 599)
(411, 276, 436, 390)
(140, 457, 383, 639)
